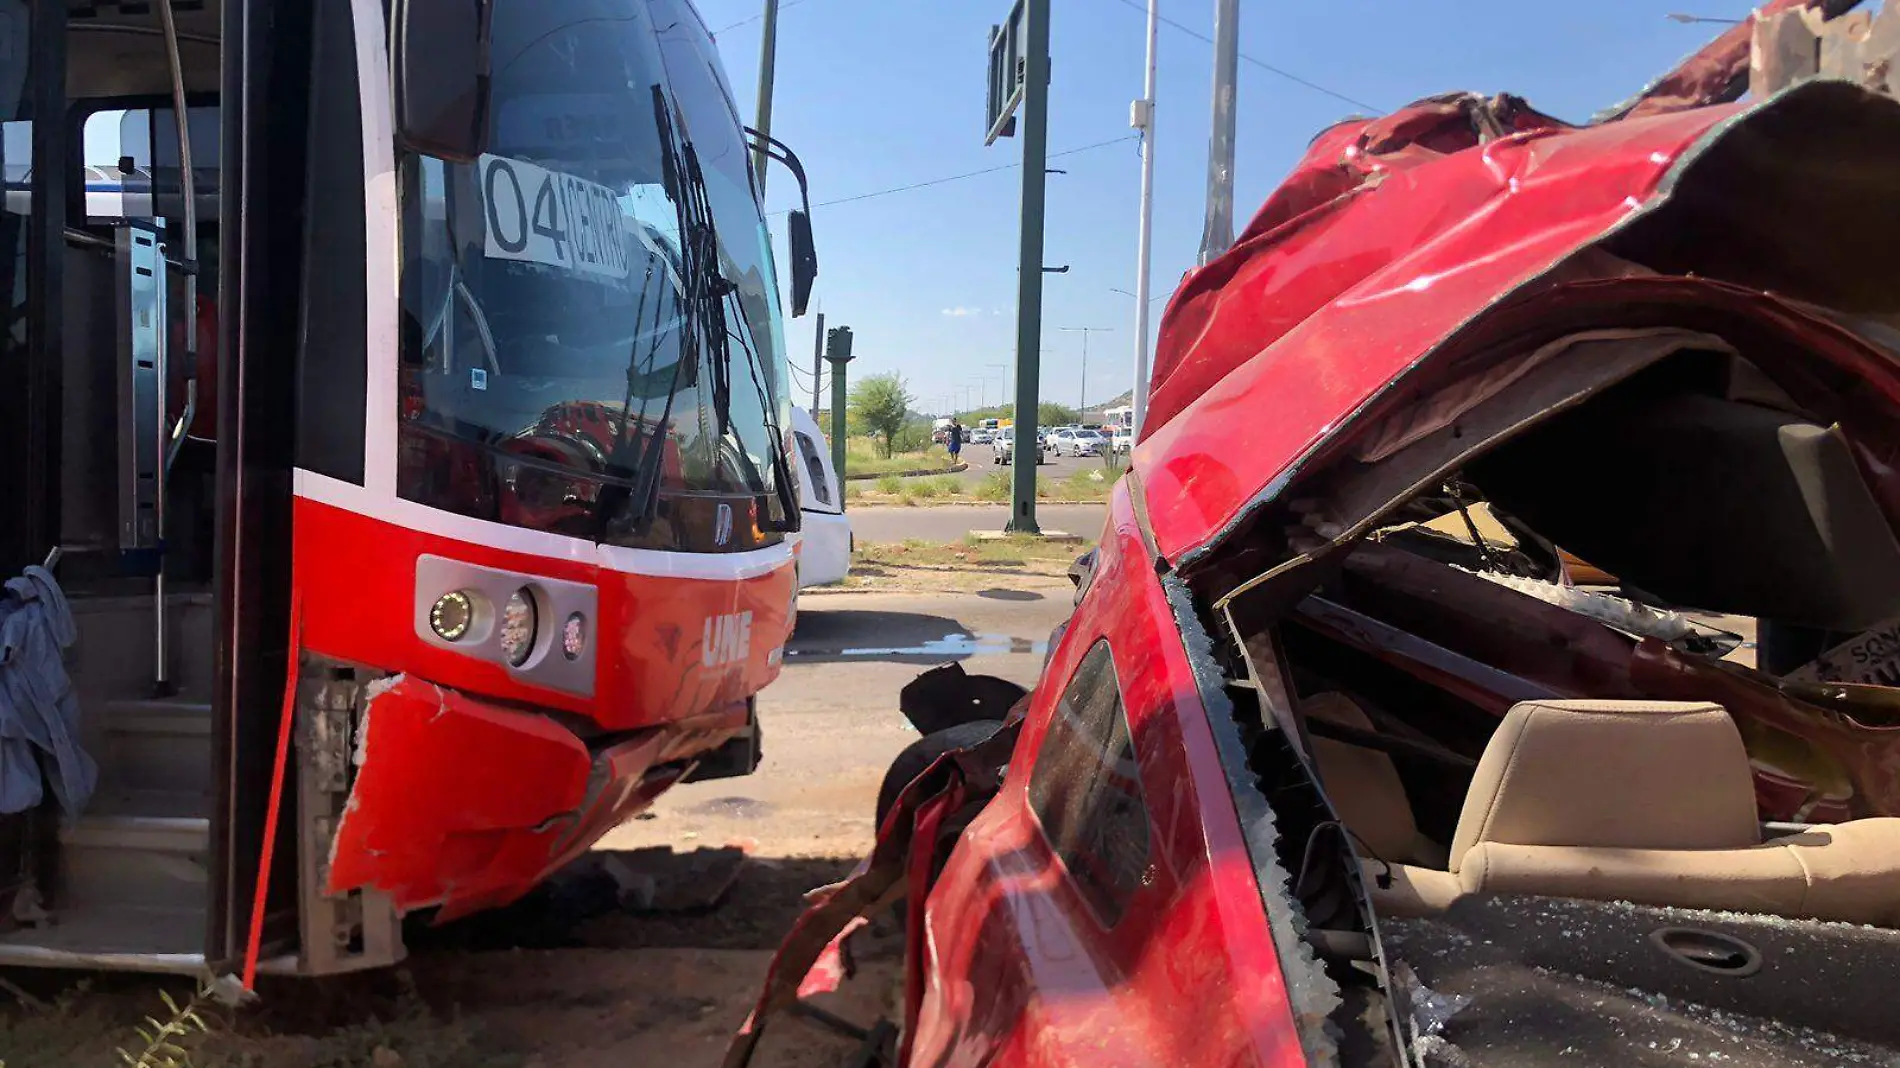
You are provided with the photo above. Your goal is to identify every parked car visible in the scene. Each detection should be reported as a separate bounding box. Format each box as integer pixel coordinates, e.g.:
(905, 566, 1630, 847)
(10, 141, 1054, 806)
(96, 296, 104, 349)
(1050, 428, 1104, 456)
(1110, 426, 1133, 453)
(970, 428, 993, 445)
(790, 407, 849, 589)
(993, 427, 1047, 466)
(733, 77, 1900, 1068)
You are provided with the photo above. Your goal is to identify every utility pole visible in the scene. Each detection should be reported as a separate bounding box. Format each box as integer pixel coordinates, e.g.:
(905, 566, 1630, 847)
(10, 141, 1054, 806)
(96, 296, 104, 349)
(1060, 327, 1113, 413)
(808, 310, 824, 412)
(1198, 0, 1240, 266)
(752, 0, 781, 194)
(824, 326, 854, 503)
(1130, 0, 1159, 437)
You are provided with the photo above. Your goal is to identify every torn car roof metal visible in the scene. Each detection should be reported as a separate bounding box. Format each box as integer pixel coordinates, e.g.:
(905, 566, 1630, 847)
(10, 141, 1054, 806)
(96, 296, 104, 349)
(1136, 80, 1900, 568)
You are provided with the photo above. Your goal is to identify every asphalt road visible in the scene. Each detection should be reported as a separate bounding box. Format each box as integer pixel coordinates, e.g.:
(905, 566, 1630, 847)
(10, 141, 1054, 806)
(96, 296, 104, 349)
(604, 587, 1074, 858)
(909, 441, 1124, 490)
(846, 502, 1109, 542)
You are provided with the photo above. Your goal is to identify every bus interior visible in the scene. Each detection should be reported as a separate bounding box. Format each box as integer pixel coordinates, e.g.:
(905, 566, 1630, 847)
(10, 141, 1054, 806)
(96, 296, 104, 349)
(0, 0, 284, 973)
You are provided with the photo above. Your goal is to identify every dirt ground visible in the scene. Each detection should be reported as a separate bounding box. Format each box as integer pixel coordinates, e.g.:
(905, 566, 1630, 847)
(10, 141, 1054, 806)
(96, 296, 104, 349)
(0, 584, 1074, 1068)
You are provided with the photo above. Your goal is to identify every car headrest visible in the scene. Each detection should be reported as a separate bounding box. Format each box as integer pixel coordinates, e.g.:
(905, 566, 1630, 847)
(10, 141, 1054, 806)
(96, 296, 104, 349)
(1449, 699, 1760, 872)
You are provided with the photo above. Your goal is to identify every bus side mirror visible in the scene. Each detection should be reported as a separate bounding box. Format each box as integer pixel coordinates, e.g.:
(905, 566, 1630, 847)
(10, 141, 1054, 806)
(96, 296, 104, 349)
(392, 0, 492, 163)
(744, 127, 820, 319)
(788, 209, 817, 318)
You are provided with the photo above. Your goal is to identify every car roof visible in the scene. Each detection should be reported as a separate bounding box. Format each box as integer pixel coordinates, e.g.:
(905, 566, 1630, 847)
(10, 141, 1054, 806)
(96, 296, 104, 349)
(1132, 89, 1829, 566)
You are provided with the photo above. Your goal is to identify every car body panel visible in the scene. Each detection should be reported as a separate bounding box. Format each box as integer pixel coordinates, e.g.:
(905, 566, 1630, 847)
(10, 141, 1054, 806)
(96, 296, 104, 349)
(1136, 81, 1900, 566)
(734, 72, 1900, 1068)
(903, 484, 1308, 1068)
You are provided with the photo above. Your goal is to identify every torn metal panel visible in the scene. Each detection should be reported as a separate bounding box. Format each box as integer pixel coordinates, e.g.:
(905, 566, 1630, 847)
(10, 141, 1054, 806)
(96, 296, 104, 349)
(1136, 81, 1900, 569)
(325, 676, 592, 914)
(722, 723, 1019, 1068)
(1164, 575, 1343, 1068)
(324, 675, 748, 920)
(1600, 0, 1860, 121)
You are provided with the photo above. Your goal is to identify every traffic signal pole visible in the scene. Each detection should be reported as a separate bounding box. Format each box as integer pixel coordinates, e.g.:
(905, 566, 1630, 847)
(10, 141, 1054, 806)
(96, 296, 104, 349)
(1005, 0, 1050, 535)
(825, 326, 854, 508)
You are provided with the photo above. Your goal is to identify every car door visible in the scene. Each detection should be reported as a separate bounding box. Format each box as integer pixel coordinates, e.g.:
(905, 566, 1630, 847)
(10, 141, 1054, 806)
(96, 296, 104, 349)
(906, 486, 1307, 1068)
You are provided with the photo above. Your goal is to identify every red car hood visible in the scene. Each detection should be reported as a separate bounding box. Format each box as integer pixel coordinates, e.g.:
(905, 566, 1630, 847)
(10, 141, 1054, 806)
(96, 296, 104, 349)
(1136, 79, 1900, 566)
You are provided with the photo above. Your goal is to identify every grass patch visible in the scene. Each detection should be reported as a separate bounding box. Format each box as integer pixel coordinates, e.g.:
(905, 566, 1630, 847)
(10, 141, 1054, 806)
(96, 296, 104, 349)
(0, 971, 512, 1068)
(874, 474, 903, 495)
(974, 472, 1011, 502)
(844, 440, 956, 477)
(853, 534, 1088, 571)
(909, 478, 943, 500)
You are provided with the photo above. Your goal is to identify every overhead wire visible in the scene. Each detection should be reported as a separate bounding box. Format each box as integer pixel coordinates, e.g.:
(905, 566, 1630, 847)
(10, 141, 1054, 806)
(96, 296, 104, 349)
(1106, 0, 1383, 113)
(712, 0, 811, 37)
(772, 134, 1138, 216)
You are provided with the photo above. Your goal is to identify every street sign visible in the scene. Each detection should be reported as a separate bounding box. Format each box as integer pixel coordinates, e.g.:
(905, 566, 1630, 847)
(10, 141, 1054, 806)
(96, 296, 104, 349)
(985, 0, 1027, 145)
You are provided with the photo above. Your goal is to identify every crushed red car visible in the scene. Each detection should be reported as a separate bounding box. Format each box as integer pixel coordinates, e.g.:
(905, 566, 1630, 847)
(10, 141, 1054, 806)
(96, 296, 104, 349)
(732, 39, 1900, 1068)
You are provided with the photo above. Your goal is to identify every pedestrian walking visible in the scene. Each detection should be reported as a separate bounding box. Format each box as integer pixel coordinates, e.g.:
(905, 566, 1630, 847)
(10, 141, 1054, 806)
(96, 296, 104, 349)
(946, 419, 963, 463)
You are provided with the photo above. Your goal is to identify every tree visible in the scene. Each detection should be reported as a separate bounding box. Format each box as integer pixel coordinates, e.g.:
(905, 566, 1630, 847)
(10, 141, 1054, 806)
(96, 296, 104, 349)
(1036, 401, 1079, 427)
(850, 373, 914, 458)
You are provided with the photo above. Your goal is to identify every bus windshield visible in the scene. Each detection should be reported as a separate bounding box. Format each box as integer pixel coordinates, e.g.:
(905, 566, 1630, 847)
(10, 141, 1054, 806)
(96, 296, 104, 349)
(396, 0, 791, 552)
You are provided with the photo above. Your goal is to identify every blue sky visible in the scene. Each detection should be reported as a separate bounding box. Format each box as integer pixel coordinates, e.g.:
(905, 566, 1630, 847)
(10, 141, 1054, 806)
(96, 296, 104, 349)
(704, 0, 1749, 416)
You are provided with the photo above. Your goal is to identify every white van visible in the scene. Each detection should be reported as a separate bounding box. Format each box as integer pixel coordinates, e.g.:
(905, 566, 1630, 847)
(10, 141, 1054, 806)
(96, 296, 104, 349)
(791, 407, 851, 588)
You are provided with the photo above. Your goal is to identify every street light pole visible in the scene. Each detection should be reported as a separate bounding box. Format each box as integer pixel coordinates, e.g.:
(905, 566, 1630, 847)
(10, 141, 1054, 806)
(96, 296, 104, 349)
(752, 0, 781, 194)
(1198, 0, 1240, 266)
(988, 361, 1010, 415)
(808, 309, 824, 412)
(1060, 326, 1114, 413)
(1130, 0, 1159, 436)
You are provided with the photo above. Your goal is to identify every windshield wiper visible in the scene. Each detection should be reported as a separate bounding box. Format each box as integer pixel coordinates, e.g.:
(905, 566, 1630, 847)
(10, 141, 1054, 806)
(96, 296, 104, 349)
(679, 151, 801, 534)
(628, 85, 799, 536)
(591, 85, 706, 540)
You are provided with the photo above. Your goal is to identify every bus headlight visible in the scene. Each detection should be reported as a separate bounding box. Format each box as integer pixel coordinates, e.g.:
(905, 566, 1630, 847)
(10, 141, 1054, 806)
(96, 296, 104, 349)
(430, 591, 476, 642)
(500, 588, 538, 666)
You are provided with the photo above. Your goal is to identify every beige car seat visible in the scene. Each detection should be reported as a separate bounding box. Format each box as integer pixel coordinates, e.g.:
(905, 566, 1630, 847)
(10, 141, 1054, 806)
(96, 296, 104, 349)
(1361, 699, 1900, 924)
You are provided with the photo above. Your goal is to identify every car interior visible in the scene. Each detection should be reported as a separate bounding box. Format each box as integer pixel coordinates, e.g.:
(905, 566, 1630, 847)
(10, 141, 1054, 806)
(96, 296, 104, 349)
(1207, 332, 1900, 1066)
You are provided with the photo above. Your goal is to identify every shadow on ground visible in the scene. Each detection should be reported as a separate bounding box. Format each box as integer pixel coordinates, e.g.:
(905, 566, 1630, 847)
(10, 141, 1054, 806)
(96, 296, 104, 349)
(788, 608, 989, 665)
(976, 588, 1044, 602)
(0, 850, 876, 1068)
(409, 850, 858, 954)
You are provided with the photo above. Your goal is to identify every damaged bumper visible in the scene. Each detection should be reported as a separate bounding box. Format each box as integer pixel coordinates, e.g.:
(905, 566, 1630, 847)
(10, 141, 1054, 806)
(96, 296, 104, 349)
(324, 675, 748, 921)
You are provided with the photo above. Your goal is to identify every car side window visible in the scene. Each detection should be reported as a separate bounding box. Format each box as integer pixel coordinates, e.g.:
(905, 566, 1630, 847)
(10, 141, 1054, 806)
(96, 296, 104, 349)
(794, 431, 830, 507)
(1027, 640, 1152, 927)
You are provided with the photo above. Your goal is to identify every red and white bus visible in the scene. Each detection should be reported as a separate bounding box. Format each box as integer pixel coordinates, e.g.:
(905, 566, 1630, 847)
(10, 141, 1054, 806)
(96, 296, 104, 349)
(0, 0, 817, 977)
